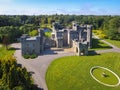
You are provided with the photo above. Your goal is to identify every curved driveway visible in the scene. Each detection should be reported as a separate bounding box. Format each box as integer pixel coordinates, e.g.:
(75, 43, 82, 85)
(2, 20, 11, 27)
(11, 43, 75, 90)
(11, 38, 120, 90)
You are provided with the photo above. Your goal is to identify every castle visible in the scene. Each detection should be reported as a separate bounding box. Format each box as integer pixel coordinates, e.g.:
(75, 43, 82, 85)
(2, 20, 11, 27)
(21, 22, 92, 56)
(51, 22, 92, 55)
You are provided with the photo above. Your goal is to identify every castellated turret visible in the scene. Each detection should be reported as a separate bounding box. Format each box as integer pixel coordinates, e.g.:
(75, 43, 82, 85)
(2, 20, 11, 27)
(87, 25, 92, 48)
(72, 22, 79, 30)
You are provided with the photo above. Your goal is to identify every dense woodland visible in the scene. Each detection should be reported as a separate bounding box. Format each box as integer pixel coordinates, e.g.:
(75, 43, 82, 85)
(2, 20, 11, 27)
(0, 15, 120, 44)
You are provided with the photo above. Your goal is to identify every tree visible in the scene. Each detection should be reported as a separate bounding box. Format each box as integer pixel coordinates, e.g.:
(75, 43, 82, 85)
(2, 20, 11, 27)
(0, 57, 34, 90)
(104, 17, 120, 40)
(29, 30, 38, 37)
(3, 35, 10, 50)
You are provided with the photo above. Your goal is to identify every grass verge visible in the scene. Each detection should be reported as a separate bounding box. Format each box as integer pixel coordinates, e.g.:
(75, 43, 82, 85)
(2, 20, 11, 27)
(90, 38, 112, 50)
(104, 39, 120, 48)
(0, 46, 15, 58)
(46, 52, 120, 90)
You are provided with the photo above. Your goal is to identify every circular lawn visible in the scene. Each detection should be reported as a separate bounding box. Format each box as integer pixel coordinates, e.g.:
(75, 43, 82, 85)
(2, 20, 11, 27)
(90, 66, 120, 87)
(46, 52, 120, 90)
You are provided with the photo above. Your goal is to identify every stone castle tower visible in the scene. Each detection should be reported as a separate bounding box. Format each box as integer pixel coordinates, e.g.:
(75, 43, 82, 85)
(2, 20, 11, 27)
(87, 25, 92, 48)
(21, 29, 45, 55)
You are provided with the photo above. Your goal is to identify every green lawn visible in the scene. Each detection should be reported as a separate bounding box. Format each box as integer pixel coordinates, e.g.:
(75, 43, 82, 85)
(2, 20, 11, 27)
(0, 46, 15, 58)
(93, 30, 120, 48)
(92, 67, 119, 85)
(46, 52, 120, 90)
(90, 38, 112, 50)
(104, 39, 120, 48)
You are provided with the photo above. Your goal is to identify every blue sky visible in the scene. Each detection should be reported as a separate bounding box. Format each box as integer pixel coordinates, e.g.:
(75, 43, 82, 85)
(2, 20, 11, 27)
(0, 0, 120, 15)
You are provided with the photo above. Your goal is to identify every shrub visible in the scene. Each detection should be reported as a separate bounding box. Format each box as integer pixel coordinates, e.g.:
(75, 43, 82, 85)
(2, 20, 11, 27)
(30, 54, 37, 59)
(23, 54, 30, 59)
(23, 54, 38, 59)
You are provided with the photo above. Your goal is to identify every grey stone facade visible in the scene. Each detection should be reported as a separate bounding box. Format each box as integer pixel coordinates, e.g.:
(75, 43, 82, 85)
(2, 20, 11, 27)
(21, 29, 45, 55)
(72, 40, 88, 56)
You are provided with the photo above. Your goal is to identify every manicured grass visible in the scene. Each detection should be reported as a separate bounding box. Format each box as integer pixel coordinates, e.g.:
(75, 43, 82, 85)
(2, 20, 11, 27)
(92, 67, 119, 85)
(46, 52, 120, 90)
(0, 46, 15, 58)
(93, 30, 120, 48)
(90, 38, 112, 50)
(104, 39, 120, 48)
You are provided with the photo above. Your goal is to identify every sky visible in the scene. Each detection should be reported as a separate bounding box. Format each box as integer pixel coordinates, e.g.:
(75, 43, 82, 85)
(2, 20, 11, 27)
(0, 0, 120, 15)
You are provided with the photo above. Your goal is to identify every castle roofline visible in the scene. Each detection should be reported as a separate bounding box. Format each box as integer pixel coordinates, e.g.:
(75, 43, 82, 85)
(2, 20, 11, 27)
(26, 37, 37, 41)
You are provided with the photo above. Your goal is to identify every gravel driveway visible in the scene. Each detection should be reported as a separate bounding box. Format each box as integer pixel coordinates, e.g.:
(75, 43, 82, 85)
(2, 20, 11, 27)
(11, 43, 76, 90)
(11, 39, 120, 90)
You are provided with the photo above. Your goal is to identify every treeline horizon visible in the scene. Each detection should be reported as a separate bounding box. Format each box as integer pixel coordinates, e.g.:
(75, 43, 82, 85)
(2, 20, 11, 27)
(0, 14, 120, 43)
(0, 14, 120, 16)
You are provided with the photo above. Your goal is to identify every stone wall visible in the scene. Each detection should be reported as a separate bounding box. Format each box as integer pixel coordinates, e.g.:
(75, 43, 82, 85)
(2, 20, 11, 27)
(21, 29, 45, 55)
(21, 36, 41, 55)
(72, 40, 88, 56)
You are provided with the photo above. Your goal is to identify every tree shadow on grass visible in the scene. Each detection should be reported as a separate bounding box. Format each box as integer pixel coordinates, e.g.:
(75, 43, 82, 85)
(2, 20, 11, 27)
(92, 38, 112, 49)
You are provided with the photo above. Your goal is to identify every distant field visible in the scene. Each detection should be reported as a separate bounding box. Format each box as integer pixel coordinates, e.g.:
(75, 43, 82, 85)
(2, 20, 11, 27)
(46, 52, 120, 90)
(41, 24, 52, 29)
(104, 39, 120, 48)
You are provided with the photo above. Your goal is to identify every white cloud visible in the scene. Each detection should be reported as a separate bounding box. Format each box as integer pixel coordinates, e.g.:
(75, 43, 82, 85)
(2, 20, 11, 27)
(0, 3, 120, 15)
